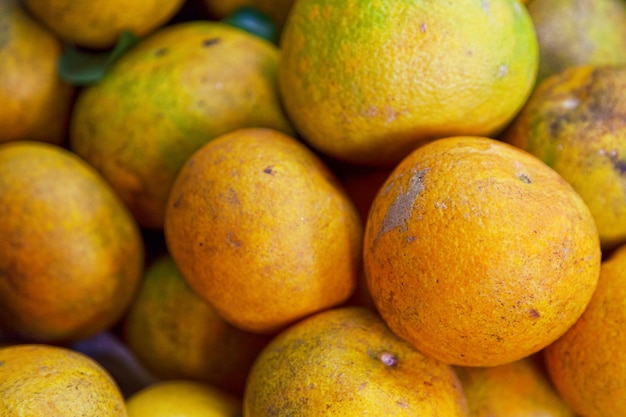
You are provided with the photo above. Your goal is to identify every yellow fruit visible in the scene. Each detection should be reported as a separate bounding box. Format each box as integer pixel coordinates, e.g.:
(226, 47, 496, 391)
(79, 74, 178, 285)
(0, 344, 126, 416)
(364, 136, 601, 366)
(126, 380, 241, 417)
(0, 141, 144, 342)
(503, 65, 626, 249)
(23, 0, 185, 49)
(455, 356, 575, 416)
(544, 243, 626, 416)
(244, 306, 469, 416)
(122, 255, 270, 396)
(279, 0, 538, 165)
(0, 0, 74, 145)
(527, 0, 626, 83)
(202, 0, 295, 29)
(164, 128, 362, 334)
(70, 21, 294, 229)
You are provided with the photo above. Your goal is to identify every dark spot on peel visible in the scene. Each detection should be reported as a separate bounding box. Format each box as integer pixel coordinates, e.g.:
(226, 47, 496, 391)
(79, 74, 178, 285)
(518, 173, 531, 183)
(379, 352, 397, 367)
(263, 165, 274, 174)
(203, 38, 221, 47)
(172, 194, 183, 208)
(154, 47, 168, 57)
(529, 309, 540, 319)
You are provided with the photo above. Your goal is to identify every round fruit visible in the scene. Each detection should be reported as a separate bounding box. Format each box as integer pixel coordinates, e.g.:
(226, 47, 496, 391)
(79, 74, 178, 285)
(455, 356, 575, 416)
(527, 0, 626, 83)
(0, 141, 144, 342)
(278, 0, 538, 165)
(503, 65, 626, 249)
(164, 127, 362, 334)
(544, 243, 626, 416)
(0, 0, 74, 145)
(122, 255, 270, 396)
(363, 136, 601, 367)
(0, 344, 126, 416)
(243, 306, 469, 416)
(70, 20, 294, 229)
(126, 380, 241, 417)
(23, 0, 185, 49)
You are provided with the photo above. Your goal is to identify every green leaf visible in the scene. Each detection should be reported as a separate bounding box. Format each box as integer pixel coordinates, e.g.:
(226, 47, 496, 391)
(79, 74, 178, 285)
(223, 6, 279, 45)
(58, 31, 140, 86)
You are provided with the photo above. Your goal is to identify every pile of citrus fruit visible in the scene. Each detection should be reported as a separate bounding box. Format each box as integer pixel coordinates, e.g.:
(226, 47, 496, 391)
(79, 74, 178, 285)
(1, 0, 625, 415)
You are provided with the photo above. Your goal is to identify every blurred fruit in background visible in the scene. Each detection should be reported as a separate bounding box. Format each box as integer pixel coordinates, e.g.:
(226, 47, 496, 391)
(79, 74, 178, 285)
(364, 136, 601, 367)
(0, 0, 74, 145)
(244, 307, 469, 416)
(70, 20, 294, 229)
(526, 0, 626, 84)
(503, 65, 626, 250)
(126, 380, 241, 417)
(164, 128, 362, 334)
(122, 255, 271, 396)
(23, 0, 185, 49)
(202, 0, 295, 31)
(544, 243, 626, 416)
(0, 141, 144, 343)
(0, 344, 127, 416)
(455, 356, 575, 416)
(278, 0, 538, 165)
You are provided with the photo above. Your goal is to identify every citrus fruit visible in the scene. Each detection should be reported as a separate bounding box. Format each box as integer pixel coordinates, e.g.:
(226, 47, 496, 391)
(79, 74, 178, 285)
(455, 356, 575, 416)
(278, 0, 538, 165)
(243, 306, 469, 416)
(544, 243, 626, 416)
(0, 0, 74, 145)
(0, 344, 126, 416)
(70, 20, 294, 229)
(503, 65, 626, 249)
(23, 0, 185, 49)
(0, 141, 144, 342)
(363, 136, 601, 367)
(126, 380, 241, 417)
(164, 127, 362, 334)
(203, 0, 295, 30)
(122, 255, 270, 396)
(526, 0, 626, 83)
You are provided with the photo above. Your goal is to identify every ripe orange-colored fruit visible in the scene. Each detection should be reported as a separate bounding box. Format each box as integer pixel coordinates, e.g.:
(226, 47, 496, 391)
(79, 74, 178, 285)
(0, 0, 74, 145)
(122, 255, 270, 396)
(164, 128, 362, 334)
(544, 243, 626, 416)
(0, 141, 144, 342)
(279, 0, 538, 165)
(126, 380, 241, 417)
(455, 356, 575, 416)
(0, 344, 126, 416)
(503, 65, 626, 249)
(70, 21, 294, 229)
(244, 306, 469, 416)
(526, 0, 626, 83)
(23, 0, 185, 49)
(364, 136, 601, 366)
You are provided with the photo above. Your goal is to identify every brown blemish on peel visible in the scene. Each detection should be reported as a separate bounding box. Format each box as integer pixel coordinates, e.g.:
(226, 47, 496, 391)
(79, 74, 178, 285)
(203, 38, 221, 47)
(374, 168, 429, 245)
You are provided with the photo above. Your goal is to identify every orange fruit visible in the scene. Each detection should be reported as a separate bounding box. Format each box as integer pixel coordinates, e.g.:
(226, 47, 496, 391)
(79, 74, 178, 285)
(23, 0, 185, 49)
(126, 380, 241, 417)
(455, 356, 575, 416)
(278, 0, 538, 165)
(0, 0, 74, 145)
(0, 141, 144, 342)
(122, 255, 270, 396)
(526, 0, 626, 83)
(503, 65, 626, 250)
(243, 306, 469, 416)
(202, 0, 295, 30)
(164, 128, 362, 334)
(363, 136, 601, 367)
(70, 20, 294, 229)
(0, 344, 126, 416)
(544, 243, 626, 416)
